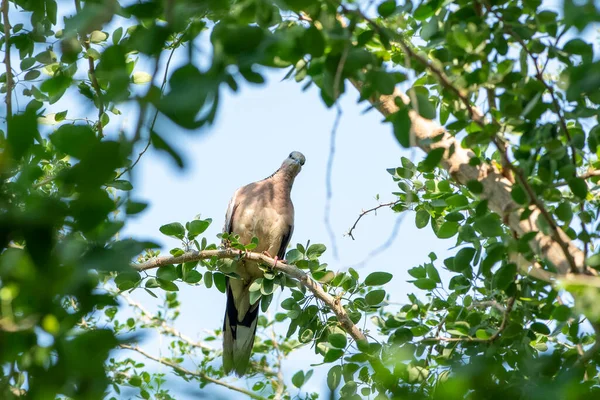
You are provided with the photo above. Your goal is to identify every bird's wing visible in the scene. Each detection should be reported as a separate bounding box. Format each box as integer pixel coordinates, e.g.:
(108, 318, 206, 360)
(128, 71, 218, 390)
(223, 188, 240, 235)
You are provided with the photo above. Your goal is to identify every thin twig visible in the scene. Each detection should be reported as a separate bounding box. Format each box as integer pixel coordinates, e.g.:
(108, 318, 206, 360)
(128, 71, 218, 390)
(115, 36, 181, 180)
(422, 296, 515, 344)
(270, 325, 285, 400)
(2, 0, 13, 117)
(74, 0, 105, 138)
(133, 249, 367, 342)
(119, 293, 213, 351)
(575, 322, 600, 367)
(324, 107, 341, 260)
(119, 344, 267, 400)
(347, 201, 399, 240)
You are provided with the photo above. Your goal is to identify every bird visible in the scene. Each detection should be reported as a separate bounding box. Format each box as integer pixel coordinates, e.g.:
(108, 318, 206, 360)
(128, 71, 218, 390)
(221, 151, 305, 376)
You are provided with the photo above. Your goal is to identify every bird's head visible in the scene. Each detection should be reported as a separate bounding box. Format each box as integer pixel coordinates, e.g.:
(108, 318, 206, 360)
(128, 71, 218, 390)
(281, 151, 305, 177)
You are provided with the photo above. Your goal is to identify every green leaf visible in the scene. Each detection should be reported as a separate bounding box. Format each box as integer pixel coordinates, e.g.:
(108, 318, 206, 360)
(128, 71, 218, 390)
(156, 265, 178, 281)
(421, 148, 445, 172)
(328, 333, 347, 349)
(107, 180, 133, 191)
(552, 305, 571, 322)
(493, 263, 516, 290)
(568, 177, 588, 199)
(425, 264, 441, 283)
(213, 272, 227, 293)
(436, 221, 459, 239)
(292, 370, 305, 388)
(416, 93, 436, 119)
(475, 329, 491, 340)
(323, 348, 344, 363)
(188, 219, 210, 237)
(586, 253, 600, 269)
(306, 244, 326, 260)
(301, 25, 325, 57)
(327, 365, 342, 391)
(364, 272, 393, 286)
(365, 290, 386, 305)
(413, 278, 437, 290)
(555, 202, 573, 223)
(474, 214, 503, 237)
(159, 222, 185, 239)
(183, 270, 202, 284)
(392, 108, 411, 148)
(50, 124, 97, 159)
(24, 70, 41, 80)
(157, 279, 179, 291)
(453, 247, 476, 272)
(126, 201, 148, 215)
(415, 209, 430, 229)
(530, 322, 551, 335)
(377, 0, 396, 17)
(511, 185, 528, 205)
(467, 180, 483, 194)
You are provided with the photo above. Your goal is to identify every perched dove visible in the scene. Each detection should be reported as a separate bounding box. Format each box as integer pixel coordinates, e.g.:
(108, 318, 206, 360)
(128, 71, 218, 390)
(222, 151, 306, 376)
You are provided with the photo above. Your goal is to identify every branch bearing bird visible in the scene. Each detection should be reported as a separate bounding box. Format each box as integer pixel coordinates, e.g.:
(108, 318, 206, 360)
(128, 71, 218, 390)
(222, 151, 305, 376)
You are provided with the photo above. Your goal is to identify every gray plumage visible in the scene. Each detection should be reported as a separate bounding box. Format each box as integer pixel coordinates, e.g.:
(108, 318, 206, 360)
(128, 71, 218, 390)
(222, 151, 305, 376)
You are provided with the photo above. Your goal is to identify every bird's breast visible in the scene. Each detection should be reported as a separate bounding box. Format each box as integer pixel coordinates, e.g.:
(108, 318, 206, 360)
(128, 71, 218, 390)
(234, 207, 290, 254)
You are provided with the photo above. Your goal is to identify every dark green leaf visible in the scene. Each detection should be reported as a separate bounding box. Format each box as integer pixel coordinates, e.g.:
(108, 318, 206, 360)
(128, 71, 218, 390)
(364, 272, 393, 286)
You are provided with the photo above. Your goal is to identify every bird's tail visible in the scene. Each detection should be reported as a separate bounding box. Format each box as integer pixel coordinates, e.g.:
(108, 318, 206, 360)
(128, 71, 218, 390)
(222, 277, 259, 376)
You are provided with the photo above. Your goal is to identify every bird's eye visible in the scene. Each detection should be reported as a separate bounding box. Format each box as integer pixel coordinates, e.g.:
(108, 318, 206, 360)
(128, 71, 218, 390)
(289, 153, 294, 158)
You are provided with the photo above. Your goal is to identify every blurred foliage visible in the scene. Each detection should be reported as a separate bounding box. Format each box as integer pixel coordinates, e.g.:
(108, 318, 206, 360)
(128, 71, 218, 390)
(2, 0, 600, 399)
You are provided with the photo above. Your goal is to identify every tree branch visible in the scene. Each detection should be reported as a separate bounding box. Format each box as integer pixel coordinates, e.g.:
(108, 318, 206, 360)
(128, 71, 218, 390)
(339, 4, 586, 276)
(133, 249, 367, 342)
(2, 0, 13, 117)
(575, 322, 600, 367)
(118, 344, 267, 400)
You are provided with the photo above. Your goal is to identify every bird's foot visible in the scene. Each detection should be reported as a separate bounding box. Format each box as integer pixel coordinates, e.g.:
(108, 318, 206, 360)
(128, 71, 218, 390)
(262, 251, 280, 267)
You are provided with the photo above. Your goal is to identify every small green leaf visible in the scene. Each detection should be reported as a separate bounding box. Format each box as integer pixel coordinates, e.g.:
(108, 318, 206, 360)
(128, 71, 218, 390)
(306, 243, 326, 260)
(392, 108, 411, 148)
(414, 278, 437, 290)
(184, 270, 202, 284)
(552, 305, 571, 322)
(292, 370, 305, 388)
(157, 279, 179, 291)
(467, 180, 483, 194)
(568, 177, 588, 199)
(156, 265, 178, 281)
(425, 264, 441, 283)
(365, 290, 386, 305)
(323, 348, 344, 363)
(327, 365, 342, 391)
(328, 333, 347, 349)
(159, 222, 185, 239)
(436, 221, 459, 239)
(107, 180, 133, 191)
(188, 219, 210, 237)
(586, 253, 600, 269)
(530, 322, 551, 335)
(415, 209, 430, 229)
(213, 272, 227, 293)
(377, 0, 396, 17)
(421, 148, 445, 172)
(364, 272, 393, 286)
